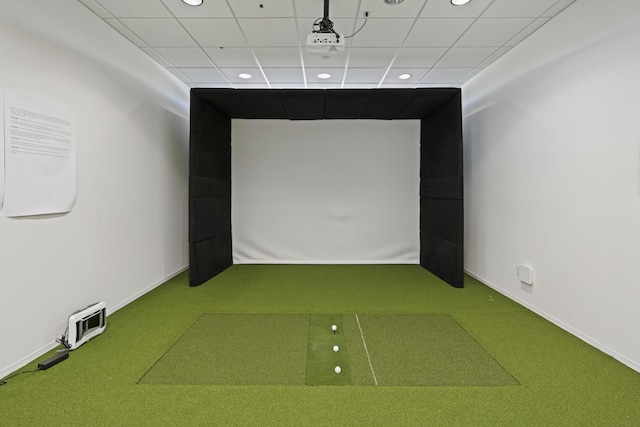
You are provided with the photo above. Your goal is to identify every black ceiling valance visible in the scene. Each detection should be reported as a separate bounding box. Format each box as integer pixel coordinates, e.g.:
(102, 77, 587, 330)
(192, 88, 458, 120)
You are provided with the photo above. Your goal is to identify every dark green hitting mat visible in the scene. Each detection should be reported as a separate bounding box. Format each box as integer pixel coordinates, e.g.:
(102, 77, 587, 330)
(139, 313, 517, 387)
(139, 314, 309, 385)
(345, 314, 518, 386)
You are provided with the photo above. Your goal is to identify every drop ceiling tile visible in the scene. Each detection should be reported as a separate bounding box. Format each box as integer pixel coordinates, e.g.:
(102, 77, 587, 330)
(166, 68, 192, 83)
(262, 68, 305, 83)
(95, 0, 172, 18)
(295, 0, 359, 18)
(271, 83, 307, 89)
(180, 19, 247, 47)
(392, 47, 447, 67)
(506, 18, 550, 46)
(178, 67, 228, 83)
(81, 0, 577, 90)
(343, 22, 370, 45)
(153, 47, 213, 67)
(239, 18, 298, 47)
(228, 0, 294, 18)
(384, 68, 430, 84)
(253, 47, 302, 67)
(297, 18, 356, 43)
(160, 0, 234, 18)
(303, 50, 347, 68)
(297, 17, 317, 37)
(232, 83, 271, 88)
(307, 83, 343, 89)
(436, 47, 498, 67)
(421, 0, 493, 18)
(79, 0, 113, 18)
(482, 0, 561, 18)
(105, 19, 147, 46)
(421, 67, 471, 83)
(348, 48, 397, 68)
(120, 19, 197, 47)
(543, 0, 577, 17)
(404, 19, 474, 47)
(141, 48, 174, 67)
(305, 67, 345, 84)
(220, 68, 267, 83)
(416, 82, 458, 88)
(196, 82, 235, 88)
(344, 18, 369, 41)
(455, 18, 534, 47)
(349, 19, 413, 48)
(457, 67, 483, 83)
(203, 47, 258, 67)
(478, 46, 511, 67)
(343, 68, 387, 84)
(357, 0, 428, 19)
(379, 83, 420, 88)
(342, 83, 378, 89)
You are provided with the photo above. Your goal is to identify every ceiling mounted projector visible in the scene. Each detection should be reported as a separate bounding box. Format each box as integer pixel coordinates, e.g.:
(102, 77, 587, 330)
(306, 0, 345, 52)
(306, 32, 344, 52)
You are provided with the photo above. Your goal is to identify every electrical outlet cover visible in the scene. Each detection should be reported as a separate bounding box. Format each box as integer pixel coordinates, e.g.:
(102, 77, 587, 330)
(517, 264, 534, 285)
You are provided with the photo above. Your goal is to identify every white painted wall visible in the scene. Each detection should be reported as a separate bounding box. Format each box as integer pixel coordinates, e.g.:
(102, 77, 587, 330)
(0, 1, 190, 377)
(463, 0, 640, 371)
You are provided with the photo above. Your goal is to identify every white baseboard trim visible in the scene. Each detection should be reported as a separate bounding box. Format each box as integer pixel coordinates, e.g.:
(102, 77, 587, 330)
(109, 266, 188, 314)
(0, 266, 189, 380)
(465, 269, 640, 374)
(0, 342, 60, 380)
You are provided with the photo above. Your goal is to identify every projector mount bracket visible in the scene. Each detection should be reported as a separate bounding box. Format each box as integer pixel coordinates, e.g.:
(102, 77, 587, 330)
(313, 0, 337, 36)
(307, 0, 345, 52)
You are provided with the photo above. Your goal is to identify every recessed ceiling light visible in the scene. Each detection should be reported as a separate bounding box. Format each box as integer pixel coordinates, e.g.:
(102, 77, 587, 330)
(383, 0, 405, 5)
(317, 73, 332, 79)
(238, 73, 252, 79)
(182, 0, 203, 5)
(451, 0, 472, 5)
(398, 73, 412, 80)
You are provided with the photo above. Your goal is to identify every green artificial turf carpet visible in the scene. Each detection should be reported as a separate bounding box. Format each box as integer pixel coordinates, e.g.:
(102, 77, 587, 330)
(2, 265, 640, 426)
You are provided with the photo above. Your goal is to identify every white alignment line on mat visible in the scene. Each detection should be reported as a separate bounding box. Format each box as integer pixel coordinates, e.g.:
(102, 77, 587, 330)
(355, 314, 378, 386)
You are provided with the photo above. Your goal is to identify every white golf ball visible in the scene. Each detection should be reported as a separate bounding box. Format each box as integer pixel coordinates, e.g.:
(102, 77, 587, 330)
(334, 366, 341, 374)
(331, 325, 337, 331)
(333, 345, 339, 352)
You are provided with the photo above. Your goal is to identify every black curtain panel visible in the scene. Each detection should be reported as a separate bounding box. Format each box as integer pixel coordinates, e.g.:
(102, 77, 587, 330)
(189, 95, 233, 286)
(189, 88, 463, 288)
(420, 92, 464, 288)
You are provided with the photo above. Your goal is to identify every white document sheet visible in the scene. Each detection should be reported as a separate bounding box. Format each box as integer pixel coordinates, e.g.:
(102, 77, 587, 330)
(3, 91, 76, 217)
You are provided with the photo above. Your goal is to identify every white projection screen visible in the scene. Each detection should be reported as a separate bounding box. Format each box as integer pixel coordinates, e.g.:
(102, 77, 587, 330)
(232, 119, 420, 264)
